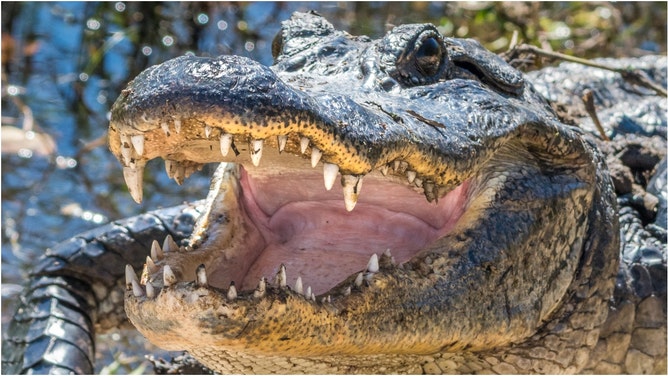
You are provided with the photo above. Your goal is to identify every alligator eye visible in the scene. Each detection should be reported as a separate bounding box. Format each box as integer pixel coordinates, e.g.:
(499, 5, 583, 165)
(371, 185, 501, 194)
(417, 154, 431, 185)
(271, 32, 284, 61)
(415, 37, 442, 77)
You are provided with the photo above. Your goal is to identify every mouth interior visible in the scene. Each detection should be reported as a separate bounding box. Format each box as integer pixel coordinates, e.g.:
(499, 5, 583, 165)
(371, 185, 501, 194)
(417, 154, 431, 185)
(226, 160, 470, 295)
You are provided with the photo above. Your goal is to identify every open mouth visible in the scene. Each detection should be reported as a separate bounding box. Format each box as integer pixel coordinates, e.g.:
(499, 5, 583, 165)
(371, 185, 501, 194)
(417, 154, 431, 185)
(126, 139, 472, 299)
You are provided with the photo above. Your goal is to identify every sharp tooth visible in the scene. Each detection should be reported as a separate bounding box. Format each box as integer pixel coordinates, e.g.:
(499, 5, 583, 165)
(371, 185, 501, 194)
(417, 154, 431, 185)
(342, 175, 363, 211)
(146, 282, 156, 298)
(227, 282, 237, 301)
(306, 286, 312, 299)
(130, 135, 145, 156)
(195, 264, 208, 287)
(125, 265, 139, 288)
(310, 147, 322, 167)
(354, 272, 364, 287)
(165, 160, 174, 179)
(163, 265, 177, 287)
(343, 286, 351, 296)
(294, 276, 303, 295)
(413, 178, 423, 188)
(323, 163, 339, 190)
(162, 235, 178, 253)
(311, 293, 316, 302)
(173, 118, 181, 134)
(424, 181, 436, 203)
(367, 253, 379, 273)
(399, 161, 408, 173)
(393, 160, 401, 172)
(204, 126, 212, 138)
(278, 135, 287, 153)
(275, 264, 287, 288)
(254, 277, 266, 298)
(379, 165, 389, 176)
(406, 171, 416, 183)
(120, 134, 132, 165)
(220, 134, 233, 156)
(250, 139, 263, 167)
(131, 280, 144, 297)
(300, 137, 309, 154)
(160, 122, 170, 136)
(145, 256, 157, 273)
(151, 240, 164, 261)
(123, 166, 143, 204)
(121, 148, 132, 166)
(140, 263, 149, 285)
(173, 163, 186, 185)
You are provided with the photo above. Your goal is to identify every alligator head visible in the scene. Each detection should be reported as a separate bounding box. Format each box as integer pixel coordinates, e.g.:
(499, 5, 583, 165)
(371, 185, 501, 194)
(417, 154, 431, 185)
(109, 12, 618, 373)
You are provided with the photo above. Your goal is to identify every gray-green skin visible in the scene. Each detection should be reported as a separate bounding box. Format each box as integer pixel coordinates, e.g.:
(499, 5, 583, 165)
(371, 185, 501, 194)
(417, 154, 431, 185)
(3, 11, 666, 374)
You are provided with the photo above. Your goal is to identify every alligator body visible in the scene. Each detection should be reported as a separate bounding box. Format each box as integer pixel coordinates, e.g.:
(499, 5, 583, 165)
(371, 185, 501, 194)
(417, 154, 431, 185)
(3, 12, 666, 374)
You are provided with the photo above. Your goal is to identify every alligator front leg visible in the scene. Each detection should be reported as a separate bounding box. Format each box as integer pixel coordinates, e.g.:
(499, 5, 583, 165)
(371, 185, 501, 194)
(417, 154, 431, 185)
(1, 205, 201, 374)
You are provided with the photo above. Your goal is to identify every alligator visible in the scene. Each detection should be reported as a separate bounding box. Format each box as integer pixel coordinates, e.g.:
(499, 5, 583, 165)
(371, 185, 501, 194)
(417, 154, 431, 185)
(3, 11, 666, 374)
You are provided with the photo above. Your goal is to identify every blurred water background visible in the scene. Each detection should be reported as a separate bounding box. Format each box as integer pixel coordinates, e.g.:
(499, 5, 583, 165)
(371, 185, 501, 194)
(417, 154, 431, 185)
(2, 2, 666, 373)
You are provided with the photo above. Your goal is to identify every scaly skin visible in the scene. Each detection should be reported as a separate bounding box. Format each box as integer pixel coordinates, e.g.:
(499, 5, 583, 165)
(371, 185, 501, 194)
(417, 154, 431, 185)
(109, 12, 626, 373)
(4, 11, 665, 374)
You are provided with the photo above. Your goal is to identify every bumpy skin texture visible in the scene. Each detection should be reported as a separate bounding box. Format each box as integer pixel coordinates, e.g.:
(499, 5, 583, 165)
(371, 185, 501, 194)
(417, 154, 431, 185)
(2, 205, 202, 374)
(3, 12, 666, 374)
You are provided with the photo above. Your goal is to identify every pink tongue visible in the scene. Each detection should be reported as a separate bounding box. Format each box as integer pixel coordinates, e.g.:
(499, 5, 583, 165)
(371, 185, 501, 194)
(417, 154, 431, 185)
(241, 201, 441, 294)
(237, 167, 468, 295)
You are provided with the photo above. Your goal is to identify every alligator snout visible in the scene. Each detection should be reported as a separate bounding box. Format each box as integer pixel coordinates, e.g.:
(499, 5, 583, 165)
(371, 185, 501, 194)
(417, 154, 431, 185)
(110, 11, 620, 374)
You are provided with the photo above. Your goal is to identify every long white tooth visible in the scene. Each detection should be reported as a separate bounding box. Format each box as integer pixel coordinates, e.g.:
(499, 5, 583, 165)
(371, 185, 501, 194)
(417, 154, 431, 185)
(250, 139, 263, 167)
(406, 171, 416, 183)
(130, 135, 144, 156)
(227, 282, 237, 301)
(163, 265, 177, 287)
(131, 280, 144, 297)
(323, 163, 339, 190)
(146, 282, 156, 298)
(196, 264, 208, 287)
(379, 165, 389, 176)
(367, 254, 379, 273)
(204, 126, 212, 138)
(151, 240, 164, 261)
(120, 134, 132, 165)
(220, 134, 233, 156)
(164, 160, 174, 179)
(393, 160, 401, 172)
(310, 147, 322, 167)
(354, 272, 364, 287)
(146, 256, 157, 273)
(163, 235, 179, 253)
(343, 286, 351, 296)
(300, 137, 310, 154)
(125, 265, 138, 288)
(160, 122, 170, 136)
(173, 118, 181, 134)
(413, 178, 423, 188)
(294, 276, 303, 295)
(342, 175, 363, 211)
(278, 135, 287, 153)
(306, 286, 312, 299)
(254, 277, 266, 298)
(311, 293, 316, 302)
(123, 166, 143, 204)
(276, 264, 287, 288)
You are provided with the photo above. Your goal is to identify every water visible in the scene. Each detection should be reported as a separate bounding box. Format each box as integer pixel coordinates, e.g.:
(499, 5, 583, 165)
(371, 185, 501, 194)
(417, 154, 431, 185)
(2, 2, 665, 373)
